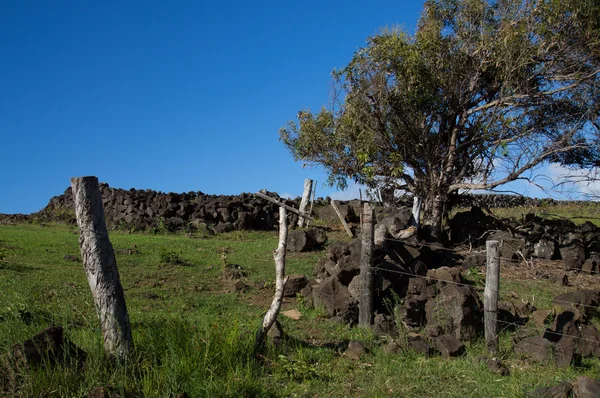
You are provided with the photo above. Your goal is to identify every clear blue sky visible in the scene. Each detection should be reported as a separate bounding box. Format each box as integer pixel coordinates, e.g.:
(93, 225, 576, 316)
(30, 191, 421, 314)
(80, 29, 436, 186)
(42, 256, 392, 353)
(0, 0, 425, 214)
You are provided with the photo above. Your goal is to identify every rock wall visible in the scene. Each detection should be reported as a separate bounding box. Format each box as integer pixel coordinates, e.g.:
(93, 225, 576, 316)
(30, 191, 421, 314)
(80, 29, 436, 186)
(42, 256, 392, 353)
(44, 184, 316, 233)
(3, 184, 595, 233)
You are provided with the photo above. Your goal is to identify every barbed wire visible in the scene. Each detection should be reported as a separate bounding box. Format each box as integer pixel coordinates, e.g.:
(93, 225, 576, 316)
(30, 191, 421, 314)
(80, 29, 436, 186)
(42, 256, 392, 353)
(496, 319, 600, 345)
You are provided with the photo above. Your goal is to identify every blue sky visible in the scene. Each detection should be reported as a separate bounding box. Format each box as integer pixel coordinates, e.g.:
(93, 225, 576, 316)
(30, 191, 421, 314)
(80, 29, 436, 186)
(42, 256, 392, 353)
(0, 0, 426, 214)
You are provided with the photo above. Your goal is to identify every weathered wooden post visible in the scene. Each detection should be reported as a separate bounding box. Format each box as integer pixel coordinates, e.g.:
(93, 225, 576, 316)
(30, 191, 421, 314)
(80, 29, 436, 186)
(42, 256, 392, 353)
(331, 199, 353, 238)
(410, 196, 422, 227)
(297, 179, 313, 228)
(485, 240, 500, 354)
(359, 203, 375, 327)
(71, 176, 133, 362)
(306, 180, 317, 227)
(256, 207, 289, 348)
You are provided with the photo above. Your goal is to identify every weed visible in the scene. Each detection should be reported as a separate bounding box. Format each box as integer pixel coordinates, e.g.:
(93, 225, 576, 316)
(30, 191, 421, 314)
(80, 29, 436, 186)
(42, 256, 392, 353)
(0, 246, 6, 268)
(159, 247, 186, 266)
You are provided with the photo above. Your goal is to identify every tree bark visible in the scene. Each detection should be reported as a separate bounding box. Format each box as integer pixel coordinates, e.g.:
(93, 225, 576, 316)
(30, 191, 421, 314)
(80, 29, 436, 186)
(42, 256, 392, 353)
(255, 207, 289, 349)
(297, 179, 313, 228)
(71, 176, 133, 362)
(422, 193, 446, 239)
(359, 203, 375, 327)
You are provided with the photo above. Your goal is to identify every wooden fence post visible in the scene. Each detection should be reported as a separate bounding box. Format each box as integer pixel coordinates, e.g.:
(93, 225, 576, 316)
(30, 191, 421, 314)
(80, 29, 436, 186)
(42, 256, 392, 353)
(297, 179, 313, 228)
(71, 176, 133, 362)
(330, 199, 353, 238)
(359, 203, 375, 327)
(255, 206, 289, 348)
(306, 180, 317, 227)
(411, 196, 422, 227)
(485, 240, 500, 355)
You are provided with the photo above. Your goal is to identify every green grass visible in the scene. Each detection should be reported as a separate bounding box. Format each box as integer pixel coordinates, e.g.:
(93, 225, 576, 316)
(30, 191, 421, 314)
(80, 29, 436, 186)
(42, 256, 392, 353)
(1, 221, 599, 397)
(454, 201, 600, 227)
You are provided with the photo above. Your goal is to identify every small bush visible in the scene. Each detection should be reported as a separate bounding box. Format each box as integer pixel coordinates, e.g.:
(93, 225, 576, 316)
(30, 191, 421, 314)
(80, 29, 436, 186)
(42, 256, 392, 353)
(159, 247, 185, 265)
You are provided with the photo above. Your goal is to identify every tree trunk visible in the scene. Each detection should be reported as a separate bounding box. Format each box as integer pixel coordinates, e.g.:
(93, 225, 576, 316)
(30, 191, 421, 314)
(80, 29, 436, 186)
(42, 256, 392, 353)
(422, 193, 446, 239)
(255, 207, 289, 349)
(71, 176, 133, 362)
(297, 179, 313, 228)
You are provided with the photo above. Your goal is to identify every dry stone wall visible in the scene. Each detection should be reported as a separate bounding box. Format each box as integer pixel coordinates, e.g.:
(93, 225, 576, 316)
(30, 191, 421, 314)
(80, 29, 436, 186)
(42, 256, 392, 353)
(44, 184, 319, 233)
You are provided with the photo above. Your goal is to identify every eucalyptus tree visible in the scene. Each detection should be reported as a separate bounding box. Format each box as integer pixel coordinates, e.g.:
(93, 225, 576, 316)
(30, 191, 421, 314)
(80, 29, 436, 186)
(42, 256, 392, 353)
(280, 0, 600, 237)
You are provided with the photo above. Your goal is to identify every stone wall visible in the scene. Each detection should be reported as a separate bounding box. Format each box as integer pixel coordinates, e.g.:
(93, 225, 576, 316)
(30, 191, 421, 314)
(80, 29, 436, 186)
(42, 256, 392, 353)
(44, 184, 321, 233)
(2, 184, 594, 233)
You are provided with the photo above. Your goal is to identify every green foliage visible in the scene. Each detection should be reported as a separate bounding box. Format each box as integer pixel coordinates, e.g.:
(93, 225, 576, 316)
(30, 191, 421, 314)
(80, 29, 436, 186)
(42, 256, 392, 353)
(0, 246, 6, 268)
(158, 247, 186, 266)
(281, 0, 600, 234)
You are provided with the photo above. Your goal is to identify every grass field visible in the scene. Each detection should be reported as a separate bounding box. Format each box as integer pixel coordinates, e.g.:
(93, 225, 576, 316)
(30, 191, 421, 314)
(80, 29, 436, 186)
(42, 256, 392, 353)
(1, 214, 599, 397)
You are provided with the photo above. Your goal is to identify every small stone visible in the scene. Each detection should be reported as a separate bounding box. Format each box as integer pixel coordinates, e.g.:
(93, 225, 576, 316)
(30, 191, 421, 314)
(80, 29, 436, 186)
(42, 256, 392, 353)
(477, 357, 510, 376)
(281, 309, 302, 320)
(88, 387, 110, 398)
(344, 340, 367, 360)
(267, 320, 284, 346)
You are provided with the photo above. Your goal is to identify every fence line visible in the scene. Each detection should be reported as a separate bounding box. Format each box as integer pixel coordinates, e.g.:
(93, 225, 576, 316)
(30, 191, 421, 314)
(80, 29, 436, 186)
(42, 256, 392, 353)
(496, 319, 600, 345)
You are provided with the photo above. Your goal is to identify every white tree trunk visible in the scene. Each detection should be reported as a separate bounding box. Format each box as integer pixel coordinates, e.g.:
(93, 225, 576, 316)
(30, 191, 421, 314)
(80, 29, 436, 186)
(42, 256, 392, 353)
(411, 196, 422, 227)
(256, 207, 289, 348)
(297, 179, 313, 228)
(71, 176, 133, 362)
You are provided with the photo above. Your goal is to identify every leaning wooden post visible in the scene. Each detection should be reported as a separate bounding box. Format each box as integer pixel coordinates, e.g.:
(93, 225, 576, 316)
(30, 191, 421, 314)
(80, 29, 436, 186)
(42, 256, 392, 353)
(331, 199, 353, 238)
(306, 181, 317, 227)
(485, 240, 500, 354)
(71, 176, 133, 362)
(359, 203, 375, 327)
(297, 179, 313, 228)
(256, 207, 289, 348)
(410, 196, 422, 227)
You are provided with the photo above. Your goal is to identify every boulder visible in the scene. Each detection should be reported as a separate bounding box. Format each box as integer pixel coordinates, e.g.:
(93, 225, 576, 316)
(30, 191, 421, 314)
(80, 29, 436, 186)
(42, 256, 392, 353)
(433, 334, 465, 358)
(559, 232, 586, 271)
(531, 309, 555, 328)
(543, 309, 580, 367)
(488, 231, 526, 261)
(530, 382, 572, 398)
(283, 275, 309, 297)
(312, 276, 357, 321)
(11, 326, 87, 369)
(582, 253, 600, 274)
(427, 266, 462, 286)
(372, 313, 397, 337)
(425, 284, 482, 341)
(398, 298, 427, 327)
(553, 290, 600, 318)
(461, 252, 487, 270)
(407, 336, 436, 357)
(533, 239, 557, 260)
(287, 228, 327, 252)
(514, 336, 553, 364)
(577, 324, 600, 358)
(573, 376, 600, 398)
(213, 222, 235, 234)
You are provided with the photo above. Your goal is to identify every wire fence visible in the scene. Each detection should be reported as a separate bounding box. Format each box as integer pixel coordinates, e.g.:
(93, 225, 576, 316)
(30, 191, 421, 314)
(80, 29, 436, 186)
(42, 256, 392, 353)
(368, 236, 600, 350)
